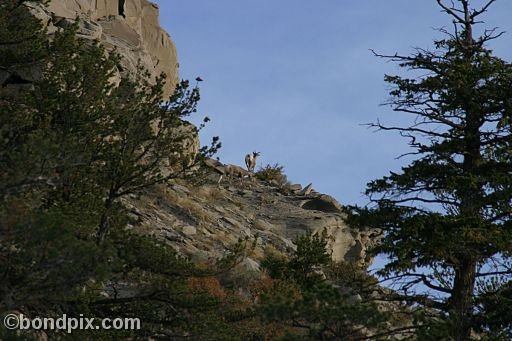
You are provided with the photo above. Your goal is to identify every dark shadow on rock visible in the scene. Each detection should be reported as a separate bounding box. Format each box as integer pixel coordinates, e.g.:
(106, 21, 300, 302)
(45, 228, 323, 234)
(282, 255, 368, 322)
(300, 196, 341, 213)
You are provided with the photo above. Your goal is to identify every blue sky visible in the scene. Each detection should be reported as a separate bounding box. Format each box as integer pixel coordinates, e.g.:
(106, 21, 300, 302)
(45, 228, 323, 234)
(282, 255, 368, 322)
(153, 0, 512, 207)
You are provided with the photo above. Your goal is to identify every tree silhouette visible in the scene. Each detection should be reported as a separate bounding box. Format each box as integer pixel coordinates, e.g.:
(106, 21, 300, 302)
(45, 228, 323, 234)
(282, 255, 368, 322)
(348, 0, 512, 339)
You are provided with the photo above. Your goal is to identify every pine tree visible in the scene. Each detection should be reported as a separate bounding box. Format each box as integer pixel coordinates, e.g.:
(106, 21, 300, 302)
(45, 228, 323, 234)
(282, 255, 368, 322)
(0, 0, 50, 197)
(1, 2, 224, 338)
(1, 2, 116, 328)
(260, 233, 386, 340)
(348, 1, 512, 339)
(0, 0, 48, 68)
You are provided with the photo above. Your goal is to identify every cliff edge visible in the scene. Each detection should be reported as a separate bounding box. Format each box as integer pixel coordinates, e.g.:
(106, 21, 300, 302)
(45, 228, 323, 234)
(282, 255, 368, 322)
(25, 1, 379, 267)
(31, 0, 179, 97)
(123, 164, 381, 269)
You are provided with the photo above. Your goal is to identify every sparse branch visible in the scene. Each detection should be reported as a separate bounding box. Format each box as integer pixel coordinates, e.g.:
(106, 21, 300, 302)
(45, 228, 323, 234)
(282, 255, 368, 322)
(370, 49, 442, 73)
(478, 27, 505, 44)
(382, 272, 453, 294)
(369, 122, 455, 140)
(470, 0, 497, 19)
(364, 0, 512, 339)
(475, 270, 512, 278)
(371, 193, 458, 206)
(393, 108, 463, 129)
(436, 0, 466, 24)
(374, 290, 447, 311)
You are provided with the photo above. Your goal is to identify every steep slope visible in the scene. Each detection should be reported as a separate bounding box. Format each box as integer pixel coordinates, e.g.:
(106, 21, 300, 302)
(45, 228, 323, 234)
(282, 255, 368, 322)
(123, 164, 381, 269)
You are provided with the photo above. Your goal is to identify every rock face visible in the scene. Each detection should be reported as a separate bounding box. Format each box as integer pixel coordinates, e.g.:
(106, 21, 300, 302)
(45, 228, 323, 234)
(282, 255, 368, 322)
(17, 0, 380, 269)
(30, 0, 179, 98)
(159, 121, 201, 177)
(123, 164, 381, 266)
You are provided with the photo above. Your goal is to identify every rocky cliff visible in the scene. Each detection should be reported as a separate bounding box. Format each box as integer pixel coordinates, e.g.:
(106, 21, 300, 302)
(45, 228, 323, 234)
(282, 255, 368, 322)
(123, 164, 381, 269)
(22, 0, 379, 268)
(28, 0, 179, 97)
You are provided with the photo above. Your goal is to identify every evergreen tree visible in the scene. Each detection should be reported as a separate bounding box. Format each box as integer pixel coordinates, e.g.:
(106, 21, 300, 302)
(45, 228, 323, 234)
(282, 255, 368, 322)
(1, 2, 224, 339)
(347, 0, 512, 339)
(260, 233, 386, 340)
(0, 0, 48, 68)
(0, 0, 50, 198)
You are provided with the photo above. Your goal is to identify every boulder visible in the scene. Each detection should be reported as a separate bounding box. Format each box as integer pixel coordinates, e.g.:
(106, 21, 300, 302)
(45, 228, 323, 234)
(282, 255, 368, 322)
(300, 194, 342, 213)
(284, 183, 302, 194)
(181, 225, 197, 236)
(299, 183, 314, 196)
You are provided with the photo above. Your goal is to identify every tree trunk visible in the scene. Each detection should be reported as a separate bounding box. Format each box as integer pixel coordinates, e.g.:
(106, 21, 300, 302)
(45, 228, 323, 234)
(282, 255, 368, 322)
(450, 258, 477, 340)
(96, 198, 113, 245)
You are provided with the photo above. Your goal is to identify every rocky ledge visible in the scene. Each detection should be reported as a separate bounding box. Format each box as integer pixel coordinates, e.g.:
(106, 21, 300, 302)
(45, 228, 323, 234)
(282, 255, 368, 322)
(122, 163, 381, 271)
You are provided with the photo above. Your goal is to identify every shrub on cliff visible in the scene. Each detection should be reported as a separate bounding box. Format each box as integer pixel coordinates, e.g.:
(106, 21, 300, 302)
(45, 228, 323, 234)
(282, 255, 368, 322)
(259, 233, 387, 340)
(255, 163, 290, 187)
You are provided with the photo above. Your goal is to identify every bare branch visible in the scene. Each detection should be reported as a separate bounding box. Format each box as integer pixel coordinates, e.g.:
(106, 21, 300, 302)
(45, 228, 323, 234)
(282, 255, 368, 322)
(478, 27, 506, 44)
(475, 270, 512, 278)
(393, 108, 463, 129)
(471, 0, 497, 19)
(436, 0, 466, 23)
(369, 123, 455, 140)
(381, 272, 453, 294)
(385, 196, 458, 206)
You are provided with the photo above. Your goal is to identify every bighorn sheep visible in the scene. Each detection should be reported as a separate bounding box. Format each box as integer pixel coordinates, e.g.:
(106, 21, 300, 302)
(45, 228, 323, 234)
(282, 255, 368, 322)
(204, 158, 254, 185)
(218, 164, 253, 184)
(245, 151, 260, 172)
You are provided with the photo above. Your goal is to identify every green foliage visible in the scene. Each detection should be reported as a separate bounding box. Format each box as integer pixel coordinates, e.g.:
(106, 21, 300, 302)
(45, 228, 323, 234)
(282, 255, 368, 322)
(79, 230, 242, 340)
(0, 2, 443, 339)
(346, 1, 512, 339)
(474, 280, 512, 340)
(255, 163, 289, 187)
(262, 232, 329, 289)
(0, 3, 226, 339)
(289, 232, 331, 289)
(1, 4, 112, 319)
(0, 0, 48, 67)
(260, 233, 387, 340)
